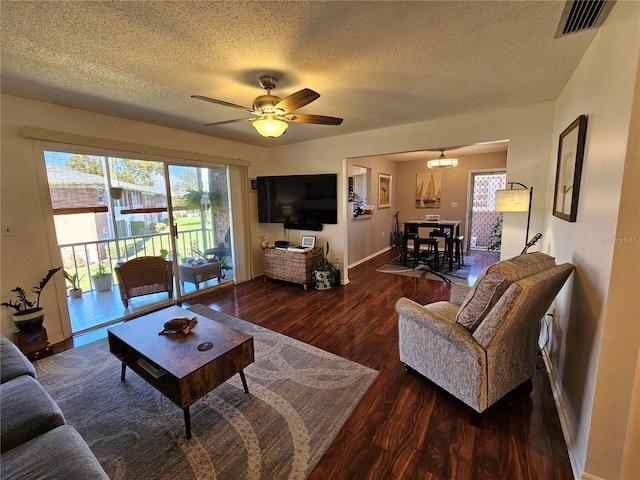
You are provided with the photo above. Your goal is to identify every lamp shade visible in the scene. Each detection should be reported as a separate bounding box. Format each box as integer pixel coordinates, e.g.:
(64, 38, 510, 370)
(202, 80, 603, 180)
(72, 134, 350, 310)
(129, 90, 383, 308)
(495, 189, 530, 212)
(252, 118, 288, 138)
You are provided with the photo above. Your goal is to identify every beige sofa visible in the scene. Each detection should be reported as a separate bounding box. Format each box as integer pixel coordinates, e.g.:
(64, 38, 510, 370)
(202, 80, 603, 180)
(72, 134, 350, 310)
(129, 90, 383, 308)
(396, 252, 574, 414)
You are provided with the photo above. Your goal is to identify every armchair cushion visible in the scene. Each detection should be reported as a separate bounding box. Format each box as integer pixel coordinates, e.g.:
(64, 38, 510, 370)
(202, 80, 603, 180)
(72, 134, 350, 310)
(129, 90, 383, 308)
(450, 283, 472, 306)
(456, 252, 556, 332)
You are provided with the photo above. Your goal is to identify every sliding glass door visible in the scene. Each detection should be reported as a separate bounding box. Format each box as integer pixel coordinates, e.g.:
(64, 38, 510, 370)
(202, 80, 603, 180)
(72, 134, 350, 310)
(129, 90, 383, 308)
(43, 149, 233, 335)
(167, 164, 232, 295)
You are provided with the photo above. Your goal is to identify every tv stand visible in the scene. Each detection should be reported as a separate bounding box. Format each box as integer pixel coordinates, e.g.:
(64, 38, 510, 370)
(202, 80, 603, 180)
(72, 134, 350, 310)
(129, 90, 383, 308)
(262, 247, 322, 289)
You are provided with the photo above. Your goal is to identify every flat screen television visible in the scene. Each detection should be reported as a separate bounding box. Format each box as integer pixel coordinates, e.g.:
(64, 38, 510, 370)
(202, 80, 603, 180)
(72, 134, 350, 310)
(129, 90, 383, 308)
(257, 174, 337, 229)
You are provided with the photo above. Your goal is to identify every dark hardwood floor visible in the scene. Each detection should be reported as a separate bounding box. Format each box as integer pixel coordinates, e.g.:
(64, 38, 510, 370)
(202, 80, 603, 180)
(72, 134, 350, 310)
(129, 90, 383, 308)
(56, 248, 574, 479)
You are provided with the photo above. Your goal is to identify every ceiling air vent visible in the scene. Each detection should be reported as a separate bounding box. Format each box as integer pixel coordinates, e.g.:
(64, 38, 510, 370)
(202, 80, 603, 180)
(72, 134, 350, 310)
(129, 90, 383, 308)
(555, 0, 616, 38)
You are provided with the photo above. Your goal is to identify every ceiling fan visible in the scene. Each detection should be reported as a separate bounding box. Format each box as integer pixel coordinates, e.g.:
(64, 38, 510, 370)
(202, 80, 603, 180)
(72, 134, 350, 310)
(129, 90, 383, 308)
(192, 75, 343, 138)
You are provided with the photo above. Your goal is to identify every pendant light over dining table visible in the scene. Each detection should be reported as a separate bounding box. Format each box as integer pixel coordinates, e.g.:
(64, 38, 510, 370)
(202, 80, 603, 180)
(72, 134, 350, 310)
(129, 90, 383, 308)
(427, 149, 458, 169)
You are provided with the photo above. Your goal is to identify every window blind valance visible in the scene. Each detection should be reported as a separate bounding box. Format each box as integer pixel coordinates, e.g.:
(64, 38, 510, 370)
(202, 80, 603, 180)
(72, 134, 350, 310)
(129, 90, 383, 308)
(21, 127, 251, 168)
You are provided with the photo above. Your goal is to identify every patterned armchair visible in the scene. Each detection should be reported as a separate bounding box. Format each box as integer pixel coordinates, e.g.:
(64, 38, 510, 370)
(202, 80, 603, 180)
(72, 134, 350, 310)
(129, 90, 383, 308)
(114, 257, 173, 308)
(396, 252, 574, 415)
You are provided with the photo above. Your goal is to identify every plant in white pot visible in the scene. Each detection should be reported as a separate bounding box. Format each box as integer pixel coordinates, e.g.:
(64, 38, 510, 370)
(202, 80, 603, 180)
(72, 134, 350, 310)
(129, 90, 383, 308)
(64, 270, 84, 298)
(1, 267, 62, 332)
(312, 242, 342, 290)
(91, 262, 113, 292)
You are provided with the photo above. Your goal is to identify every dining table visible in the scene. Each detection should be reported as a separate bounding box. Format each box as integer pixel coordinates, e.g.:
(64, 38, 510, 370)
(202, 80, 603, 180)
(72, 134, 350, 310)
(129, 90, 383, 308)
(403, 219, 462, 271)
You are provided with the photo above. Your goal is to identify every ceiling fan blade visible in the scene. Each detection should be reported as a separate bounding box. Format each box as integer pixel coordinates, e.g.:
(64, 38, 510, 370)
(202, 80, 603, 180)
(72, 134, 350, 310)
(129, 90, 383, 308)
(287, 114, 343, 125)
(192, 95, 253, 113)
(275, 89, 320, 113)
(202, 118, 252, 127)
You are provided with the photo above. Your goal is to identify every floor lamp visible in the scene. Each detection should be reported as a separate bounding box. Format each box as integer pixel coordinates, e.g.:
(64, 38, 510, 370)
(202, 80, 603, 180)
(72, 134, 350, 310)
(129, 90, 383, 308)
(495, 182, 533, 246)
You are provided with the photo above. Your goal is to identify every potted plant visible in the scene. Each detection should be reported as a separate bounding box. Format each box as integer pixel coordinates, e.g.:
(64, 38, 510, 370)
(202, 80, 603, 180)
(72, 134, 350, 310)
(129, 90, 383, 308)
(1, 267, 62, 332)
(64, 270, 84, 298)
(181, 188, 221, 212)
(488, 215, 503, 252)
(313, 242, 342, 290)
(91, 262, 113, 292)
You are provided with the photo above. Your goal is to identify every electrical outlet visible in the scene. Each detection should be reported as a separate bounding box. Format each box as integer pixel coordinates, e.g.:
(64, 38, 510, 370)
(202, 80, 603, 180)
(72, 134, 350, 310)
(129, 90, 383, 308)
(382, 231, 385, 238)
(2, 224, 14, 237)
(451, 202, 458, 208)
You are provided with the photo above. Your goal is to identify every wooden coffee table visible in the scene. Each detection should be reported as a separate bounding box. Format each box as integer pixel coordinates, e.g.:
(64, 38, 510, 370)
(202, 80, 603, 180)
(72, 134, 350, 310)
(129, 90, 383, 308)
(107, 305, 254, 439)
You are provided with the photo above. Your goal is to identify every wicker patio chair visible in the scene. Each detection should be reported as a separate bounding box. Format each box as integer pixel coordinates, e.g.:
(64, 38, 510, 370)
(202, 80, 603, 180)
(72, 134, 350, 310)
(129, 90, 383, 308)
(114, 257, 173, 308)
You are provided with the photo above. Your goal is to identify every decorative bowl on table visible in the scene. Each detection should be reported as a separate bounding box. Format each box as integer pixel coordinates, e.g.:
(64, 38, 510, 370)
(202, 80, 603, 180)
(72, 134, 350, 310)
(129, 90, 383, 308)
(425, 215, 440, 221)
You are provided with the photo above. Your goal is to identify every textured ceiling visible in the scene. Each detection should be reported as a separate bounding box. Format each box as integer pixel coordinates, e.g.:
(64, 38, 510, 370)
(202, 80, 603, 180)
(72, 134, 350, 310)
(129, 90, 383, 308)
(1, 1, 597, 148)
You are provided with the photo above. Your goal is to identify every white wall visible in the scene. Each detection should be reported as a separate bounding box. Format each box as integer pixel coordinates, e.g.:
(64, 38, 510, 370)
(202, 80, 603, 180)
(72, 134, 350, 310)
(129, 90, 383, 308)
(257, 100, 555, 281)
(346, 157, 397, 266)
(542, 2, 640, 478)
(0, 94, 265, 344)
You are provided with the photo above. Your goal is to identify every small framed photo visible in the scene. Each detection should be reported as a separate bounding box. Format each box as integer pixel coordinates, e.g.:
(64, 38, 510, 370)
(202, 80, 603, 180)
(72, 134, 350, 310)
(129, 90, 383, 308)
(300, 236, 316, 248)
(378, 173, 391, 209)
(553, 115, 588, 222)
(250, 178, 257, 191)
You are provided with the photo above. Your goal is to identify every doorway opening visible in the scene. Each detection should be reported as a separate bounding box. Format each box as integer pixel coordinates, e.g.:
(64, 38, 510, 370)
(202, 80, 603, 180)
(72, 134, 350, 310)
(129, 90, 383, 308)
(468, 171, 506, 252)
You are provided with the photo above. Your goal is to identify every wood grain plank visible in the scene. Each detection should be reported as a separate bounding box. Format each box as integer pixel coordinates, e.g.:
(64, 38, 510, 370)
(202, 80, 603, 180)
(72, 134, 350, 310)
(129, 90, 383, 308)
(55, 249, 574, 480)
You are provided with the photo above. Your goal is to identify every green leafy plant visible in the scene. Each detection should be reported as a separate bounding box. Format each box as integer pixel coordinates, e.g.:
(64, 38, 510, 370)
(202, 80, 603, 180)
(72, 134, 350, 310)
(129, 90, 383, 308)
(63, 270, 84, 290)
(91, 262, 111, 279)
(181, 189, 221, 212)
(488, 216, 503, 252)
(1, 267, 62, 314)
(191, 246, 206, 259)
(313, 242, 343, 284)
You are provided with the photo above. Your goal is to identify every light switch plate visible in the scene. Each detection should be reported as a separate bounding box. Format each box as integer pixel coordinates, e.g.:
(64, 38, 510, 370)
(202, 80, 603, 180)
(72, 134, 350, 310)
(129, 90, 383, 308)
(451, 202, 458, 208)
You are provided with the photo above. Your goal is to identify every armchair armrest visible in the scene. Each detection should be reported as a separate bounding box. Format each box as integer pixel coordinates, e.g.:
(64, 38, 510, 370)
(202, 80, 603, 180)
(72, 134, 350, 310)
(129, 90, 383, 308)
(395, 298, 481, 357)
(396, 297, 488, 411)
(450, 283, 472, 306)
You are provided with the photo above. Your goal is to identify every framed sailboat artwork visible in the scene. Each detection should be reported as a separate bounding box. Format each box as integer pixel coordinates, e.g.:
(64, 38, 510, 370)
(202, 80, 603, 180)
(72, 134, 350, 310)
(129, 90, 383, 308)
(416, 172, 441, 208)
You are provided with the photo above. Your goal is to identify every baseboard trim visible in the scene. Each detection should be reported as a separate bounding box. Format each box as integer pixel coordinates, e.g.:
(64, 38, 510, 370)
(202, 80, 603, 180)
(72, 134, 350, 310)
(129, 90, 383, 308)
(581, 474, 606, 480)
(348, 246, 392, 269)
(541, 348, 582, 480)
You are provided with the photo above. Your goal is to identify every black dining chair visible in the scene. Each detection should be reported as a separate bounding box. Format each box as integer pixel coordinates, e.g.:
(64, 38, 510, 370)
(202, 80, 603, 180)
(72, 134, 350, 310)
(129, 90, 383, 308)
(400, 224, 419, 265)
(429, 228, 451, 267)
(413, 236, 439, 271)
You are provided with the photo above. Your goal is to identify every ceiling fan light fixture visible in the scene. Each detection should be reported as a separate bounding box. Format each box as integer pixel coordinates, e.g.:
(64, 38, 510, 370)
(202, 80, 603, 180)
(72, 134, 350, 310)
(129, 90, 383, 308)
(427, 150, 458, 169)
(252, 117, 288, 138)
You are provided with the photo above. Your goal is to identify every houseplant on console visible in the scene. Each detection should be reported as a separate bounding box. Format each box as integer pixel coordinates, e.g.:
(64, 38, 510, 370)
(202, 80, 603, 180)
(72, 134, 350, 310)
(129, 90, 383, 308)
(313, 242, 342, 290)
(92, 262, 113, 292)
(1, 267, 62, 332)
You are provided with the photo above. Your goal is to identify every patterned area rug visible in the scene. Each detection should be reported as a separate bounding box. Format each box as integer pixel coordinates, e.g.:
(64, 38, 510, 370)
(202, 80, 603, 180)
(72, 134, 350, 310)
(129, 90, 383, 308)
(375, 255, 475, 282)
(35, 305, 378, 480)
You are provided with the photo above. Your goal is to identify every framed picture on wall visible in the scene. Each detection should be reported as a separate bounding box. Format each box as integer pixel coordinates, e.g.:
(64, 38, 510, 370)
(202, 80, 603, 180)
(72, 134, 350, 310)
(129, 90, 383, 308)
(553, 114, 588, 222)
(378, 173, 391, 208)
(416, 172, 441, 208)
